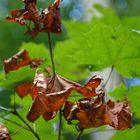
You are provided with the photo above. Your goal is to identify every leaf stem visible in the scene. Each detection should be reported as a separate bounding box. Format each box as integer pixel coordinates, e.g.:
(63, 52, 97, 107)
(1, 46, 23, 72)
(1, 117, 30, 132)
(75, 129, 84, 140)
(104, 66, 114, 88)
(10, 124, 27, 136)
(58, 109, 62, 140)
(48, 32, 56, 75)
(13, 110, 41, 140)
(0, 106, 41, 140)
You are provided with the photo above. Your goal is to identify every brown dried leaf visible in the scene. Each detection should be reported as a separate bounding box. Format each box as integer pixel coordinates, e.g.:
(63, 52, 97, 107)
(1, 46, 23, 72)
(4, 49, 43, 74)
(64, 95, 111, 130)
(73, 75, 103, 98)
(107, 99, 132, 130)
(15, 82, 33, 98)
(0, 124, 12, 140)
(6, 0, 62, 37)
(64, 97, 132, 131)
(6, 9, 26, 25)
(42, 111, 57, 121)
(27, 74, 81, 122)
(3, 50, 43, 98)
(41, 0, 61, 33)
(4, 50, 31, 74)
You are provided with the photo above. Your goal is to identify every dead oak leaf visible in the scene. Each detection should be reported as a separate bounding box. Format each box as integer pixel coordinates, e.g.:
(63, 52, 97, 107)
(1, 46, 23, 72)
(0, 124, 12, 140)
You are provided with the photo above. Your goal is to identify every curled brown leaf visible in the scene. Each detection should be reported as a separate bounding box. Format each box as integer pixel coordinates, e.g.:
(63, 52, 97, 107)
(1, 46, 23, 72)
(107, 99, 132, 130)
(64, 97, 132, 131)
(27, 74, 81, 122)
(0, 124, 12, 140)
(6, 0, 62, 37)
(3, 49, 43, 98)
(73, 75, 103, 98)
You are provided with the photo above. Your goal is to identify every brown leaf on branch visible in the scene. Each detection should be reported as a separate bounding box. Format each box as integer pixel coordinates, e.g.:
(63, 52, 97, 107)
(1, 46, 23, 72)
(107, 99, 132, 130)
(73, 75, 103, 98)
(6, 0, 62, 38)
(64, 97, 132, 130)
(0, 124, 12, 140)
(27, 74, 81, 122)
(6, 0, 40, 27)
(4, 49, 43, 74)
(63, 93, 112, 130)
(4, 50, 31, 74)
(41, 0, 61, 33)
(15, 82, 33, 98)
(4, 50, 43, 97)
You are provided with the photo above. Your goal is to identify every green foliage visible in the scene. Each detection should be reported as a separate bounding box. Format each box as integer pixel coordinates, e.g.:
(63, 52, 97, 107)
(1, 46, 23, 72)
(0, 66, 35, 88)
(0, 5, 140, 140)
(20, 42, 49, 60)
(54, 7, 140, 80)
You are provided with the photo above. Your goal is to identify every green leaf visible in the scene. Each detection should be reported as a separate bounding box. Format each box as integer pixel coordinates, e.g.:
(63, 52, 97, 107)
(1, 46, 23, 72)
(20, 42, 49, 60)
(63, 20, 93, 39)
(54, 39, 89, 80)
(55, 20, 140, 78)
(111, 125, 140, 140)
(54, 7, 140, 79)
(108, 83, 127, 99)
(0, 66, 35, 88)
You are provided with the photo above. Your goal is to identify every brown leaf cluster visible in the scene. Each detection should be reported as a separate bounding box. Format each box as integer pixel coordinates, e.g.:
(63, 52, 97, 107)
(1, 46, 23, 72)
(4, 50, 43, 97)
(3, 50, 132, 132)
(0, 124, 12, 140)
(64, 96, 132, 130)
(4, 51, 103, 122)
(6, 0, 61, 38)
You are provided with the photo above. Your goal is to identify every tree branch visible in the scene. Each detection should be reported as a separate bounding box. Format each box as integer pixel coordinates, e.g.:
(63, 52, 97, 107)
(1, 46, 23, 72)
(48, 32, 56, 75)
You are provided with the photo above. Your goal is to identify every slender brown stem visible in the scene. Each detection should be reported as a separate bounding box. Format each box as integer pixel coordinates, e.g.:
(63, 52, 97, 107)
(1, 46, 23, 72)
(104, 66, 114, 88)
(48, 32, 56, 75)
(58, 109, 62, 140)
(75, 129, 84, 140)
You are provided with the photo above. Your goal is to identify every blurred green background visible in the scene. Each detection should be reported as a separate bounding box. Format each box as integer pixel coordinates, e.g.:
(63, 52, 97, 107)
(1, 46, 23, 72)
(0, 0, 140, 140)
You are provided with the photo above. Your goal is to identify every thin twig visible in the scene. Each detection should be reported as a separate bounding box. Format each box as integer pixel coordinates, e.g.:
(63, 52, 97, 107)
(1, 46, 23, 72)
(13, 110, 41, 140)
(10, 124, 27, 136)
(1, 117, 30, 132)
(13, 92, 16, 110)
(75, 129, 84, 140)
(48, 32, 56, 75)
(0, 106, 13, 112)
(0, 106, 41, 140)
(104, 66, 114, 88)
(58, 109, 62, 140)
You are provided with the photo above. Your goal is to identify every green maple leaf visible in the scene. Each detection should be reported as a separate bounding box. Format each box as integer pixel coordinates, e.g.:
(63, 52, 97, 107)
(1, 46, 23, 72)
(55, 7, 140, 79)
